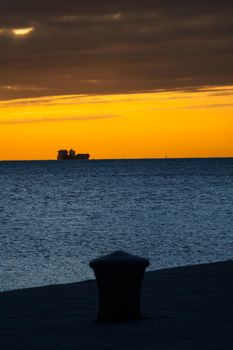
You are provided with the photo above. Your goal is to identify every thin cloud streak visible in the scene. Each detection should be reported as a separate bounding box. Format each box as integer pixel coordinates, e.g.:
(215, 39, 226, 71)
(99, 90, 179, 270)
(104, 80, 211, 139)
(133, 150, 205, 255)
(0, 86, 232, 109)
(0, 114, 117, 125)
(139, 103, 233, 112)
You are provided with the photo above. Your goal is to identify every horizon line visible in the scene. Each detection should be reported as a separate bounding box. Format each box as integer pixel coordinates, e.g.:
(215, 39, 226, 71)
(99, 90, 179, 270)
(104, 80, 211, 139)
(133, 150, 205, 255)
(1, 156, 233, 162)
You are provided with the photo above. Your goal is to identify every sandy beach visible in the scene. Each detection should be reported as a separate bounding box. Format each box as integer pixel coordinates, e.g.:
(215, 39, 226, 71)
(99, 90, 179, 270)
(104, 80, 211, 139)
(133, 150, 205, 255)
(0, 260, 233, 349)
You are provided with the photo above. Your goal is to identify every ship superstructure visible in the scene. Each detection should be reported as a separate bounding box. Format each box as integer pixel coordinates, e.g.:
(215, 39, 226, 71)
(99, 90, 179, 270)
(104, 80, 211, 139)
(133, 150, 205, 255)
(57, 149, 90, 160)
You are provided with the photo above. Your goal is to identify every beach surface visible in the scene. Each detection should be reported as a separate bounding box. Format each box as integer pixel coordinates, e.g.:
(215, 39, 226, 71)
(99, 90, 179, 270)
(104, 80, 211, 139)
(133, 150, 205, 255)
(0, 260, 233, 349)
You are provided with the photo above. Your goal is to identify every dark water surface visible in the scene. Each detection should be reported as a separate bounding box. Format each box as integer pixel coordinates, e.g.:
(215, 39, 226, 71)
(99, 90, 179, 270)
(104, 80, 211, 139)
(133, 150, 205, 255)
(0, 158, 233, 291)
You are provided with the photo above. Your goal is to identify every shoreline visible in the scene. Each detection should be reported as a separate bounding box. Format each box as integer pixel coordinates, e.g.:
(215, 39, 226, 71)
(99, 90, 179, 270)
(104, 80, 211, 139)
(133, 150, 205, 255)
(0, 260, 233, 349)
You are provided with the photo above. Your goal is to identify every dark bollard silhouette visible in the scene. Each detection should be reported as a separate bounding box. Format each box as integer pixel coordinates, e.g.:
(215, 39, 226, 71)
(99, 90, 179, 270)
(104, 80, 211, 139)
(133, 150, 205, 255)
(89, 250, 150, 321)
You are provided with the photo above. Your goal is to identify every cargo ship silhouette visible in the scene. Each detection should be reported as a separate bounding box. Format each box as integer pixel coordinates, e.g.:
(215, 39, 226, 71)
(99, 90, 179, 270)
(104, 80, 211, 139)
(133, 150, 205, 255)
(57, 149, 90, 160)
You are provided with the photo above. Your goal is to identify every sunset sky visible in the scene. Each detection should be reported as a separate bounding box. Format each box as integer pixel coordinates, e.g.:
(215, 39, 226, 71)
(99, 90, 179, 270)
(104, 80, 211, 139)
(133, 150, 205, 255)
(0, 0, 232, 160)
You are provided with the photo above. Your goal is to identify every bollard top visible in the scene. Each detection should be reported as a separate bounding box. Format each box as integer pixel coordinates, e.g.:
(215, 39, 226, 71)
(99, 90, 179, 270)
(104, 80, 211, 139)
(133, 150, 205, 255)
(89, 250, 150, 269)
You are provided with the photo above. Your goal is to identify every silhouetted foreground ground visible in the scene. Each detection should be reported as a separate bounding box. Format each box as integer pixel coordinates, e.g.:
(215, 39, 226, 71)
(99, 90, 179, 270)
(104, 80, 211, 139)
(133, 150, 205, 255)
(0, 260, 233, 349)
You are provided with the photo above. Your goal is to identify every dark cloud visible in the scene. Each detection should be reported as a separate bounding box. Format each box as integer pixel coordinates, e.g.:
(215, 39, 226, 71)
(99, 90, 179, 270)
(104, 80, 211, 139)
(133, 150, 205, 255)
(0, 1, 232, 99)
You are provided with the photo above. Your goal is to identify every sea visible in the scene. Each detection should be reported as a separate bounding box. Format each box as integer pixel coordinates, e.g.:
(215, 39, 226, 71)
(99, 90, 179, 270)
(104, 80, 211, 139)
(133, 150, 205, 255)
(0, 158, 233, 292)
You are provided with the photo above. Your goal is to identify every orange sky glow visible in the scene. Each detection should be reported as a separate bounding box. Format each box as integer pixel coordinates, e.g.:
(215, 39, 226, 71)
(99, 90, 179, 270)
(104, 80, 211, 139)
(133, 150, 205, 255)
(0, 86, 232, 160)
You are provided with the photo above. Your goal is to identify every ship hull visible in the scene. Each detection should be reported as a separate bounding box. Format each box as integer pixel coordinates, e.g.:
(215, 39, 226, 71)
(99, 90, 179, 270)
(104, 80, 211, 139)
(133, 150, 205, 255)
(57, 154, 90, 160)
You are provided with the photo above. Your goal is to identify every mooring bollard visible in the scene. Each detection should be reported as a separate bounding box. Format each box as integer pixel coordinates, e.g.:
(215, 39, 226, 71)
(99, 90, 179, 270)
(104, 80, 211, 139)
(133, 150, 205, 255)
(89, 250, 150, 321)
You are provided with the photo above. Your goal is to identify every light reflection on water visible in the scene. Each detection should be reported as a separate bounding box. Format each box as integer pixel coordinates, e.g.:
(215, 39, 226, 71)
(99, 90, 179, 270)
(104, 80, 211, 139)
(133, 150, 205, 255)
(0, 158, 233, 291)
